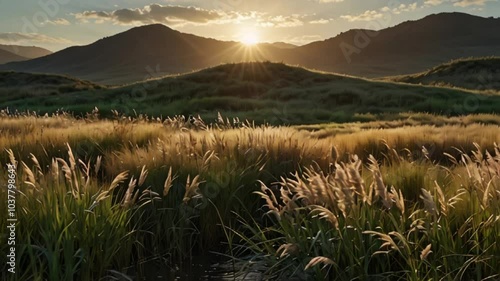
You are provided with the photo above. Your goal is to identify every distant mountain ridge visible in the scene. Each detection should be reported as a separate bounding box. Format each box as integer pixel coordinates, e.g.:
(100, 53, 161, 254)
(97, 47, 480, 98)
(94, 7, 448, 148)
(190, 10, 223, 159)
(0, 45, 52, 59)
(1, 12, 499, 84)
(0, 49, 27, 64)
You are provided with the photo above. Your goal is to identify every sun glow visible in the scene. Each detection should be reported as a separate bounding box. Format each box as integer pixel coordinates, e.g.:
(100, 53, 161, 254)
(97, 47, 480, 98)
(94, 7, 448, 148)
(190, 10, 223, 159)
(240, 30, 260, 46)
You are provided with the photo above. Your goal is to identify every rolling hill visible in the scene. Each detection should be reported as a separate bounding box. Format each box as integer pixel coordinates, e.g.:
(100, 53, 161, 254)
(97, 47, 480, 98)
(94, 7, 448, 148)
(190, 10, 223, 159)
(0, 71, 103, 108)
(0, 13, 498, 85)
(0, 44, 52, 59)
(386, 57, 500, 92)
(0, 49, 28, 64)
(2, 62, 499, 124)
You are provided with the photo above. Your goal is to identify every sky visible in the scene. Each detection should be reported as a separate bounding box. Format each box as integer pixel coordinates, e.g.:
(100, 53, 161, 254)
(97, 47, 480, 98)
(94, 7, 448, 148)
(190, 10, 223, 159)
(0, 0, 498, 51)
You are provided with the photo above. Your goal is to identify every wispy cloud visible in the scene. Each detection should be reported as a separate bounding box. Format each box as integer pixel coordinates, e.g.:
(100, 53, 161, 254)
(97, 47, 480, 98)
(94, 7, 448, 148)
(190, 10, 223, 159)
(341, 3, 419, 22)
(424, 0, 445, 6)
(257, 15, 305, 28)
(423, 0, 497, 7)
(341, 10, 383, 22)
(453, 0, 497, 7)
(45, 18, 71, 26)
(309, 19, 330, 24)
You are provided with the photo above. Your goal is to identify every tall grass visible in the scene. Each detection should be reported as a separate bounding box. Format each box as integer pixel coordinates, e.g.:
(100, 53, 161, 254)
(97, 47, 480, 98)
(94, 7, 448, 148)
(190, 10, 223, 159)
(0, 112, 499, 280)
(239, 144, 499, 280)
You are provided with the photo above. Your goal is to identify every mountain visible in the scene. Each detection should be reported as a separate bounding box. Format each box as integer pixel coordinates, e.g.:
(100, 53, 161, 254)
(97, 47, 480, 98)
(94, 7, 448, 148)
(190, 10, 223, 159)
(258, 42, 297, 49)
(278, 12, 500, 77)
(386, 57, 500, 92)
(0, 45, 52, 59)
(0, 25, 280, 85)
(0, 49, 28, 64)
(0, 12, 499, 84)
(2, 62, 499, 124)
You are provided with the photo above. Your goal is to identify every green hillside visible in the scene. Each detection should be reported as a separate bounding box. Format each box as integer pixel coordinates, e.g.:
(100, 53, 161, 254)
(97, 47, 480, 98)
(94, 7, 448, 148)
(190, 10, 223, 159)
(387, 57, 500, 92)
(1, 62, 499, 124)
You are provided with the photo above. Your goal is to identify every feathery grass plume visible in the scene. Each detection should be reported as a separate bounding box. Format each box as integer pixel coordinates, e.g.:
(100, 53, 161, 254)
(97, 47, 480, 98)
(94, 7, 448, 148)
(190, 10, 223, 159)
(122, 176, 139, 208)
(485, 150, 500, 176)
(51, 158, 59, 179)
(78, 159, 91, 187)
(330, 145, 339, 163)
(30, 153, 43, 176)
(346, 155, 367, 201)
(21, 161, 37, 189)
(305, 256, 335, 270)
(310, 205, 339, 229)
(56, 157, 77, 196)
(6, 148, 17, 168)
(482, 180, 494, 209)
(382, 140, 403, 165)
(279, 185, 299, 214)
(368, 155, 392, 209)
(420, 188, 438, 217)
(277, 243, 299, 258)
(65, 143, 80, 197)
(364, 230, 400, 254)
(420, 244, 432, 260)
(109, 171, 129, 192)
(183, 174, 204, 203)
(434, 181, 448, 216)
(95, 155, 102, 176)
(255, 181, 281, 220)
(163, 167, 176, 197)
(138, 166, 148, 187)
(390, 186, 405, 214)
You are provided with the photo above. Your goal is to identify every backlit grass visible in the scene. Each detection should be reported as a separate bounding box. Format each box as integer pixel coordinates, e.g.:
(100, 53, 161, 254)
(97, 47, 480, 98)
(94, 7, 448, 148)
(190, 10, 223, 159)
(0, 112, 499, 280)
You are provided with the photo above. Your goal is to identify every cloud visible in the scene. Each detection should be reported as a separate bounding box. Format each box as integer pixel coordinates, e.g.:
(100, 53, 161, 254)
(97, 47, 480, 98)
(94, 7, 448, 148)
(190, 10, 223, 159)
(341, 2, 420, 22)
(75, 4, 229, 26)
(45, 18, 71, 26)
(257, 15, 305, 27)
(423, 0, 497, 7)
(380, 3, 418, 14)
(453, 0, 497, 7)
(0, 32, 74, 45)
(424, 0, 445, 6)
(309, 19, 330, 24)
(340, 10, 383, 22)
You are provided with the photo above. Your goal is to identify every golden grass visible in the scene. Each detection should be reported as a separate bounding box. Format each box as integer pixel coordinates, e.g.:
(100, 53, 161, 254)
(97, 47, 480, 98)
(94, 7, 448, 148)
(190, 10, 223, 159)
(0, 113, 499, 280)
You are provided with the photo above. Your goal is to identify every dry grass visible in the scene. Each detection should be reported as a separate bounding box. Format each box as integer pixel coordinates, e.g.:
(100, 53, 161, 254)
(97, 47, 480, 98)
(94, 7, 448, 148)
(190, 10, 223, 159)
(0, 112, 499, 280)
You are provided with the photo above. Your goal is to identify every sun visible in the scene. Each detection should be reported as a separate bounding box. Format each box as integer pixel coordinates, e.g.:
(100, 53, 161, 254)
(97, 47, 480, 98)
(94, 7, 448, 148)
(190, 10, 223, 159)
(240, 30, 260, 46)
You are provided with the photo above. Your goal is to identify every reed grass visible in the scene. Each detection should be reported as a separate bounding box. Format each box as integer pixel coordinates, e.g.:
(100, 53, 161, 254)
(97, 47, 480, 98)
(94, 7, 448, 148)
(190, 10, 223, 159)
(0, 112, 499, 280)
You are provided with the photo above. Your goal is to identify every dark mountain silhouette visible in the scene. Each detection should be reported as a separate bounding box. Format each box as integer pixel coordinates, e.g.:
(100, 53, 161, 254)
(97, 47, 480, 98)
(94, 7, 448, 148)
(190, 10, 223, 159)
(1, 12, 499, 84)
(0, 49, 28, 64)
(276, 12, 500, 77)
(258, 42, 297, 49)
(0, 44, 52, 59)
(0, 24, 279, 84)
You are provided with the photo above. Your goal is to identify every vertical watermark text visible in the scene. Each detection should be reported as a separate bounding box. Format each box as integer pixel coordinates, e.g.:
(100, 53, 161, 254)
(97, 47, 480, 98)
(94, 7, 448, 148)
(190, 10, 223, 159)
(6, 164, 17, 274)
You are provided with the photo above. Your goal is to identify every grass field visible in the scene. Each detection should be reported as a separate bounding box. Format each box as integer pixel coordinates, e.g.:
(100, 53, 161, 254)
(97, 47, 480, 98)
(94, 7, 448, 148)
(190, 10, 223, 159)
(0, 111, 499, 280)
